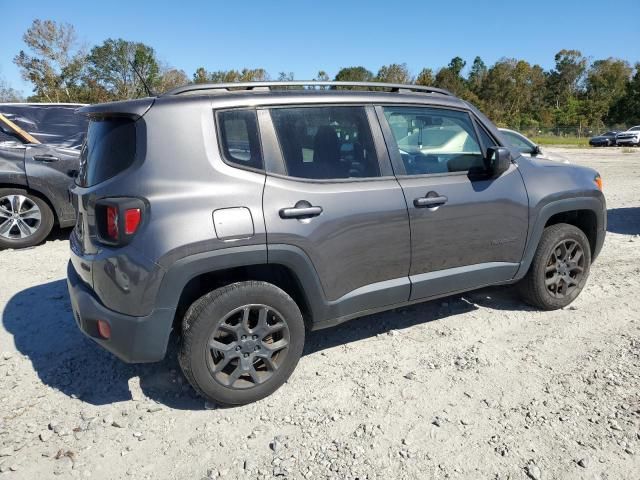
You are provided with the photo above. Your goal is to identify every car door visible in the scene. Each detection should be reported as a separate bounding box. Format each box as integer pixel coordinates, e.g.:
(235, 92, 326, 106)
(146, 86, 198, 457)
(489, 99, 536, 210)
(377, 105, 529, 301)
(24, 144, 81, 225)
(260, 105, 411, 319)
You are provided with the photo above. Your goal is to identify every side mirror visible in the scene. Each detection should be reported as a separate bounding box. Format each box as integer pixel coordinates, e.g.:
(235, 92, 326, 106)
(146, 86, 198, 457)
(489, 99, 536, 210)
(532, 145, 542, 156)
(486, 146, 512, 177)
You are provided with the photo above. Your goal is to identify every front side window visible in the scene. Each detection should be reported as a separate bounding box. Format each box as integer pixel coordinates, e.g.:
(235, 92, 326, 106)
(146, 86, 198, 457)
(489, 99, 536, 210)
(270, 106, 380, 180)
(217, 109, 263, 170)
(383, 107, 488, 175)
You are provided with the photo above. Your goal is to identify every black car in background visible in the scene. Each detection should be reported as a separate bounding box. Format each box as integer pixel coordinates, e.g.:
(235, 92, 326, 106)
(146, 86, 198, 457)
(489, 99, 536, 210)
(589, 131, 619, 147)
(0, 103, 87, 249)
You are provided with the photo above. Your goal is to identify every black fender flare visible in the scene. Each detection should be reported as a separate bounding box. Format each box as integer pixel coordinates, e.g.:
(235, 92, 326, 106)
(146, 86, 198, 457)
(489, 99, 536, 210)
(514, 195, 606, 280)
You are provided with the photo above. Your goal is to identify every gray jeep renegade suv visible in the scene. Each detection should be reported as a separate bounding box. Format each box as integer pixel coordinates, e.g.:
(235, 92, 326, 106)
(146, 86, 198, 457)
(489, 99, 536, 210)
(67, 81, 606, 406)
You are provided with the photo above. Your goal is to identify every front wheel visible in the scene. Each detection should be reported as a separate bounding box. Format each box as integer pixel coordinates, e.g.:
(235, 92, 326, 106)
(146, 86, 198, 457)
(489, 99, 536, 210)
(179, 281, 305, 406)
(0, 188, 54, 249)
(518, 223, 591, 310)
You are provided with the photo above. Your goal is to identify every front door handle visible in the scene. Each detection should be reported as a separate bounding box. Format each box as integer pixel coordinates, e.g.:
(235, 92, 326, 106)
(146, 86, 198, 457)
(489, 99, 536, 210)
(414, 195, 448, 208)
(279, 205, 323, 219)
(33, 154, 59, 162)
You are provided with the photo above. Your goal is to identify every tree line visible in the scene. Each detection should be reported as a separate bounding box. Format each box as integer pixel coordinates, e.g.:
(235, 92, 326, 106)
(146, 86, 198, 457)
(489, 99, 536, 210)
(2, 19, 640, 131)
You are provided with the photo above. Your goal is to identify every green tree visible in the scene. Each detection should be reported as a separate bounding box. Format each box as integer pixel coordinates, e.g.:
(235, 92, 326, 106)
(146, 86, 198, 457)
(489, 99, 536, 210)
(376, 63, 411, 84)
(609, 64, 640, 125)
(468, 56, 487, 94)
(314, 70, 330, 82)
(584, 58, 632, 125)
(547, 49, 587, 110)
(414, 68, 434, 86)
(334, 66, 374, 82)
(13, 19, 87, 102)
(86, 38, 160, 100)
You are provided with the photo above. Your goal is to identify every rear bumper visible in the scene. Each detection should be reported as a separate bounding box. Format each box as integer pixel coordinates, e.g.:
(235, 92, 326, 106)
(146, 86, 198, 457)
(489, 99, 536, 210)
(67, 261, 175, 363)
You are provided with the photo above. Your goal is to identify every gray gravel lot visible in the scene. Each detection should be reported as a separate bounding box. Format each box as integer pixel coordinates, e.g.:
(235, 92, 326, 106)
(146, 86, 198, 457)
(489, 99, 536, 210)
(0, 147, 639, 480)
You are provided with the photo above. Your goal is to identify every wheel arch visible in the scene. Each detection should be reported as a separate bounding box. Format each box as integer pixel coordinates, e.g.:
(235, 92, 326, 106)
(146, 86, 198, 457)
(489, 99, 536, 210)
(0, 182, 60, 226)
(155, 244, 328, 335)
(514, 196, 606, 280)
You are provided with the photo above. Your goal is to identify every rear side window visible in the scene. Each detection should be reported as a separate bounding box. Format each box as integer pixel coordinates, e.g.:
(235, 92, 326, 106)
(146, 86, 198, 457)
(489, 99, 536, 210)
(77, 118, 136, 187)
(217, 110, 263, 170)
(270, 106, 380, 180)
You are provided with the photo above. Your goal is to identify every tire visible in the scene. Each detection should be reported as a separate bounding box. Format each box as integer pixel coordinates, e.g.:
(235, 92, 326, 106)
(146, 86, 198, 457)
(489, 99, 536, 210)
(0, 188, 54, 249)
(518, 223, 591, 310)
(179, 281, 305, 406)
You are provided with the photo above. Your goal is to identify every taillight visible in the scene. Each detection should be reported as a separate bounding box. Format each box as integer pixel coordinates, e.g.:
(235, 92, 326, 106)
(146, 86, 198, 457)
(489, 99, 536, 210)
(106, 206, 119, 240)
(96, 198, 146, 246)
(124, 208, 141, 235)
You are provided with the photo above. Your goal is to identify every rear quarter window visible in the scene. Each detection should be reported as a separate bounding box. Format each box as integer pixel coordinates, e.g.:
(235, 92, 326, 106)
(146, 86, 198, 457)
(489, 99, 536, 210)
(77, 118, 136, 187)
(217, 109, 263, 170)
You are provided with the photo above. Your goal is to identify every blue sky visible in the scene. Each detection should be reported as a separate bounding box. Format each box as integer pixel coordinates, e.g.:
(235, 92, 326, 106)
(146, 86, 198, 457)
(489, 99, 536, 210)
(2, 0, 639, 96)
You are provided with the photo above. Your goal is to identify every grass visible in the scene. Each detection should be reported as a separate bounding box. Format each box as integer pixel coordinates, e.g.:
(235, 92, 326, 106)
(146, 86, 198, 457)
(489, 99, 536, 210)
(530, 136, 590, 147)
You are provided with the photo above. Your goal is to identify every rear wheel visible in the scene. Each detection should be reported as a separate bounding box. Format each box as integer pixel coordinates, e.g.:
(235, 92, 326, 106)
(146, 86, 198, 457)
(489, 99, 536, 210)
(0, 188, 54, 249)
(519, 223, 591, 310)
(179, 281, 305, 406)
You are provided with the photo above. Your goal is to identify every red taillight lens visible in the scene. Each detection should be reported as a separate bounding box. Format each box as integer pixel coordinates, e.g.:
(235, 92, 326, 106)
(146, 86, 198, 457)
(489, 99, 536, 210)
(106, 206, 119, 239)
(124, 208, 141, 235)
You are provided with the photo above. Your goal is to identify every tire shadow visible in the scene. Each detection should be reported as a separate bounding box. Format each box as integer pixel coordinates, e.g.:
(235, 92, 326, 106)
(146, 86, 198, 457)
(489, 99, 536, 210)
(607, 207, 640, 235)
(2, 279, 203, 410)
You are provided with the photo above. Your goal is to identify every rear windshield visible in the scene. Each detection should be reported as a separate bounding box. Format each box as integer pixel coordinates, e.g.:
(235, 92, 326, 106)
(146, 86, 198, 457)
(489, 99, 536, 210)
(77, 118, 136, 187)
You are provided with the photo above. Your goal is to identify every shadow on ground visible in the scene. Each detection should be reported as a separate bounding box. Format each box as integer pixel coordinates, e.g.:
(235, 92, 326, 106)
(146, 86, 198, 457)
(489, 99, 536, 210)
(607, 207, 640, 235)
(3, 278, 526, 409)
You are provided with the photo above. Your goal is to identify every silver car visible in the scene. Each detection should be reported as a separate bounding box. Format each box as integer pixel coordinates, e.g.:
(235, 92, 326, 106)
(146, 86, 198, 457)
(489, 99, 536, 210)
(499, 128, 570, 163)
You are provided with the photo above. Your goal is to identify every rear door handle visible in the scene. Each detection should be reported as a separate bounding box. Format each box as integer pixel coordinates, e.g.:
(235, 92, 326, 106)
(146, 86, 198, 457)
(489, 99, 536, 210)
(33, 154, 59, 162)
(414, 195, 448, 208)
(279, 205, 323, 219)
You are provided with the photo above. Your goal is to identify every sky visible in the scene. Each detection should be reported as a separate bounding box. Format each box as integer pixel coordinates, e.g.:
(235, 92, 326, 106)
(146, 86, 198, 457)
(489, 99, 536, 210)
(2, 0, 639, 96)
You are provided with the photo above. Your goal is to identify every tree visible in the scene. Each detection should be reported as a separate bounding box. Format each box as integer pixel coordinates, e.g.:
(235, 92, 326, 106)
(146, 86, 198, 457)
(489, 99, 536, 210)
(0, 76, 23, 102)
(314, 70, 330, 82)
(13, 19, 87, 102)
(334, 66, 374, 82)
(376, 63, 411, 84)
(193, 67, 209, 84)
(158, 68, 189, 93)
(547, 49, 587, 109)
(447, 57, 466, 77)
(468, 56, 487, 94)
(86, 38, 160, 100)
(609, 64, 640, 125)
(414, 68, 434, 86)
(584, 58, 632, 125)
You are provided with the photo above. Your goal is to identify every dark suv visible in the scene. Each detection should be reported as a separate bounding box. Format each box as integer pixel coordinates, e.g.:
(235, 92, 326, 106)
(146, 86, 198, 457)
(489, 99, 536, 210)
(67, 82, 606, 406)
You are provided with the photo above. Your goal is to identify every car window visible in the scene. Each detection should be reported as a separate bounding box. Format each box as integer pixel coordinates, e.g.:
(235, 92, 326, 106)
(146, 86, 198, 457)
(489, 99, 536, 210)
(383, 106, 487, 175)
(270, 106, 380, 180)
(217, 109, 263, 170)
(501, 130, 534, 154)
(630, 126, 640, 131)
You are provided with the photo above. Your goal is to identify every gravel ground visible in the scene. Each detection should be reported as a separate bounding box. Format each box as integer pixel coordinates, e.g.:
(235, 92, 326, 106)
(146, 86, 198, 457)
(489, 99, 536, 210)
(0, 147, 639, 480)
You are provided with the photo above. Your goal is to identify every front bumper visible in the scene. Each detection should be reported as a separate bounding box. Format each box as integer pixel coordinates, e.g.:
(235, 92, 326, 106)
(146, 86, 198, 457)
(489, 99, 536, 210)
(67, 261, 175, 363)
(616, 137, 639, 145)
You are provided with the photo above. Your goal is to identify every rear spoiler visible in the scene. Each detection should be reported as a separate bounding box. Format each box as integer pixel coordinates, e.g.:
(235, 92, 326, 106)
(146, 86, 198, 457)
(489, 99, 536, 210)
(78, 97, 155, 119)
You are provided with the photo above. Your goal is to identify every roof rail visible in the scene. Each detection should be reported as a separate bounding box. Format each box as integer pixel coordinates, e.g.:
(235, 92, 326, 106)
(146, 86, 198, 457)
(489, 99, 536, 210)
(162, 81, 453, 97)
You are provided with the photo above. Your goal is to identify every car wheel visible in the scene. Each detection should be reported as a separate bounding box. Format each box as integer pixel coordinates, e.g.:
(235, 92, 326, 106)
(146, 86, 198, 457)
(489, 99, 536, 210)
(0, 188, 54, 249)
(518, 223, 591, 310)
(179, 281, 305, 406)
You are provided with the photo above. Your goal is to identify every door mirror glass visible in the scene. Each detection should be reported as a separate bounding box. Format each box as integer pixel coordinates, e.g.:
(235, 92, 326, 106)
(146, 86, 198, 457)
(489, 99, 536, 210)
(486, 146, 512, 177)
(532, 145, 542, 156)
